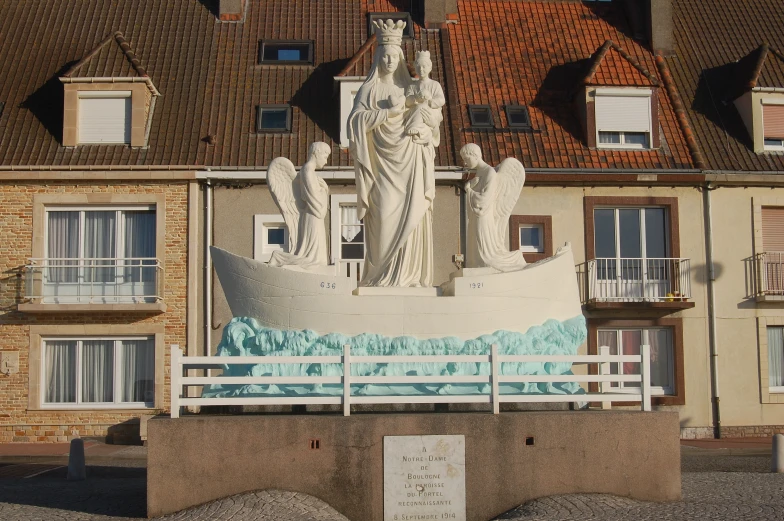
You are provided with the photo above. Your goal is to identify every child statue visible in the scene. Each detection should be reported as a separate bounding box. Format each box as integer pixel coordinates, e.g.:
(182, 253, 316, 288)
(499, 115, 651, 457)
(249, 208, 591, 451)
(405, 50, 446, 146)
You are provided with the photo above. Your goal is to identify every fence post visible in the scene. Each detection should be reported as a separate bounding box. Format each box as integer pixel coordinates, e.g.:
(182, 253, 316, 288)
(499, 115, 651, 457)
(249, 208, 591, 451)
(491, 344, 500, 415)
(641, 344, 651, 412)
(170, 344, 181, 419)
(343, 344, 351, 417)
(599, 345, 612, 410)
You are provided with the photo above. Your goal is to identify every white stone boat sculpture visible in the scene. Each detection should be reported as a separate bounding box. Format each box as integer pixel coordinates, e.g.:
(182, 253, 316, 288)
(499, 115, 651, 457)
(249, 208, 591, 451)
(210, 243, 583, 341)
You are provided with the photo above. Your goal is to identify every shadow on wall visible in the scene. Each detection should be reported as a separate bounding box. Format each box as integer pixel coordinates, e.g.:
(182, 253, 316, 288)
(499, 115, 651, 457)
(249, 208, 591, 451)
(20, 61, 78, 144)
(691, 63, 752, 149)
(291, 58, 350, 145)
(531, 58, 592, 146)
(0, 267, 25, 315)
(691, 261, 724, 285)
(106, 418, 143, 445)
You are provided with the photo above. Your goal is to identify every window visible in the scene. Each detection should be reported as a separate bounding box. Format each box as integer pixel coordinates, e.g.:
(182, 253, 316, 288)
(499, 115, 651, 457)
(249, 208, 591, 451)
(519, 224, 544, 253)
(78, 91, 131, 144)
(339, 80, 364, 148)
(597, 328, 674, 395)
(253, 215, 289, 262)
(368, 13, 414, 38)
(43, 207, 157, 303)
(505, 105, 531, 129)
(258, 40, 313, 64)
(42, 337, 154, 408)
(330, 194, 365, 280)
(594, 206, 668, 278)
(763, 102, 784, 151)
(256, 105, 292, 133)
(594, 88, 652, 149)
(769, 327, 784, 392)
(468, 105, 494, 128)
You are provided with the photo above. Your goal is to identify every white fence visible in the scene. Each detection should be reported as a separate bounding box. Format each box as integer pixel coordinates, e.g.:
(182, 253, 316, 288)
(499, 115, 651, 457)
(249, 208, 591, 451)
(170, 344, 652, 418)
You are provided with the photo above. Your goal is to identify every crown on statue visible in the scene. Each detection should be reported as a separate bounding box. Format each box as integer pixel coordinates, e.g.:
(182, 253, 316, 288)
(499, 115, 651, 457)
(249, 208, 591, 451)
(373, 19, 406, 46)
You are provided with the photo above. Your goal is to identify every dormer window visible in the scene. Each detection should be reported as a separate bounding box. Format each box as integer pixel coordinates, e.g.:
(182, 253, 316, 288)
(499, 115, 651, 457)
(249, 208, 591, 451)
(763, 101, 784, 151)
(594, 88, 653, 149)
(78, 92, 132, 144)
(258, 40, 313, 65)
(368, 13, 414, 38)
(256, 105, 292, 133)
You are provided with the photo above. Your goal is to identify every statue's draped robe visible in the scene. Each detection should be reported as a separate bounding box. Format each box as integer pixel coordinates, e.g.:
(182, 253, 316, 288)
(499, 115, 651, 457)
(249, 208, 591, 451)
(349, 80, 435, 287)
(269, 169, 329, 268)
(466, 171, 528, 272)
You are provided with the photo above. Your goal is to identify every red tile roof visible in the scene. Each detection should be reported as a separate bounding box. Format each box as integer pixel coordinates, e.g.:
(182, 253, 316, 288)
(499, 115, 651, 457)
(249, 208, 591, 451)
(447, 0, 694, 170)
(584, 40, 659, 88)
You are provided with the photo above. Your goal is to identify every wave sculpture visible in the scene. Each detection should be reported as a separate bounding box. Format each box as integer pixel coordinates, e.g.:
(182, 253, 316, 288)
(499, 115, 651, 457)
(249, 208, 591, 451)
(202, 315, 588, 399)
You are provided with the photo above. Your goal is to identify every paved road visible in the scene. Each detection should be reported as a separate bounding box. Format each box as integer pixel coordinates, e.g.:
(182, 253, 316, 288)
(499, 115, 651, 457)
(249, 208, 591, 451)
(0, 451, 782, 521)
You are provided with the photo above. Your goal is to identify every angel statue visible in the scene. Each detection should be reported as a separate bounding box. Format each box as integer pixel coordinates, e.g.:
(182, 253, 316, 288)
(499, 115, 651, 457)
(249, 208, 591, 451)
(267, 142, 331, 269)
(461, 144, 528, 273)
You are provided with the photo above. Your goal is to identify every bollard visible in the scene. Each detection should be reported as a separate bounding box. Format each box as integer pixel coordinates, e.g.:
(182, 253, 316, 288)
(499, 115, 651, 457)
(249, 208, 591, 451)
(773, 434, 784, 473)
(67, 438, 86, 481)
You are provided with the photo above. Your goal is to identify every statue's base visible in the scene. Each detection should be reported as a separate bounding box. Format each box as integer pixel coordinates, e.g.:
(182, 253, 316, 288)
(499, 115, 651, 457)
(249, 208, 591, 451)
(352, 286, 439, 297)
(147, 411, 681, 520)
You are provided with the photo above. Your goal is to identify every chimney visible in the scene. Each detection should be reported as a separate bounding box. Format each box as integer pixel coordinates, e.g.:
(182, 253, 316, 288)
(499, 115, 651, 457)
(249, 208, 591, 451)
(423, 0, 458, 29)
(219, 0, 245, 22)
(648, 0, 674, 55)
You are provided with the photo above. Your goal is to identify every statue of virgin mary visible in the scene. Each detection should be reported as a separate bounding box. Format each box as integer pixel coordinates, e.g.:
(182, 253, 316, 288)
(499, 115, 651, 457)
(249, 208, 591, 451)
(347, 20, 435, 287)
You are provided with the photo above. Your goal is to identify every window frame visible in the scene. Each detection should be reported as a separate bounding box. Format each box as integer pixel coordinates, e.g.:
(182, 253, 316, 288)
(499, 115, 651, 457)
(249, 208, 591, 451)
(509, 215, 552, 263)
(767, 326, 784, 393)
(504, 105, 532, 129)
(330, 193, 366, 265)
(253, 214, 289, 262)
(40, 336, 155, 409)
(596, 327, 675, 396)
(77, 91, 132, 145)
(588, 318, 685, 406)
(467, 105, 494, 128)
(255, 104, 292, 133)
(761, 99, 784, 152)
(258, 40, 314, 65)
(368, 12, 414, 39)
(592, 87, 654, 150)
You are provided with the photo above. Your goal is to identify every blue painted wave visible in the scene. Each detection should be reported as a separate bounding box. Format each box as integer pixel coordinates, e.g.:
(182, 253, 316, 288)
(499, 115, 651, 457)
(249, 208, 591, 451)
(202, 315, 587, 398)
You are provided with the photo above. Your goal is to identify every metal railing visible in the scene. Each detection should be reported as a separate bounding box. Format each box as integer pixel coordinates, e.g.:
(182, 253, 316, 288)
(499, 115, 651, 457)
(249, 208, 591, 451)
(577, 257, 691, 303)
(24, 257, 162, 304)
(748, 252, 784, 296)
(169, 344, 652, 418)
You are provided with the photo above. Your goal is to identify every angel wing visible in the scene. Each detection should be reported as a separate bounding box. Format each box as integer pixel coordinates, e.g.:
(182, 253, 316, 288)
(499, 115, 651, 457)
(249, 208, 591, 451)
(267, 157, 302, 252)
(493, 158, 526, 241)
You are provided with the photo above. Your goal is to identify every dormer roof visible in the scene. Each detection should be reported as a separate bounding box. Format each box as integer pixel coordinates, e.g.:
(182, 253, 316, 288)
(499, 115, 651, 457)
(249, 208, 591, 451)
(582, 40, 660, 88)
(63, 32, 149, 79)
(731, 44, 784, 98)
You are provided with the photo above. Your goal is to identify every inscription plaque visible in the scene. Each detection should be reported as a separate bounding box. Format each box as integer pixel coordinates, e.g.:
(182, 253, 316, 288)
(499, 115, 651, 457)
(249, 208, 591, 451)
(383, 435, 466, 521)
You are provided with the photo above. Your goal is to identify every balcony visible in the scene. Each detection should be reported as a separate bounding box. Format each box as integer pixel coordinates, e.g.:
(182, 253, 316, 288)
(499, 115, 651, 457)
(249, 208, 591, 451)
(747, 252, 784, 302)
(19, 257, 165, 313)
(576, 257, 694, 311)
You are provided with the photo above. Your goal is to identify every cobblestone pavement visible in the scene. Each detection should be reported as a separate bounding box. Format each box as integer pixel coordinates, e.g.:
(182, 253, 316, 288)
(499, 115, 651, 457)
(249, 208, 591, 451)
(1, 461, 784, 520)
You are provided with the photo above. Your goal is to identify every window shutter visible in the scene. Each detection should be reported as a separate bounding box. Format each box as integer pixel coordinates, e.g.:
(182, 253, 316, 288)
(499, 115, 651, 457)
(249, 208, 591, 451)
(79, 97, 131, 144)
(762, 207, 784, 251)
(763, 105, 784, 139)
(595, 94, 651, 132)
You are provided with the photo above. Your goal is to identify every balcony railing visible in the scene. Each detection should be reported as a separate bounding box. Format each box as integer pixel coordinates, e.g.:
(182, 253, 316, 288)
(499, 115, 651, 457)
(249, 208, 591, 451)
(24, 257, 162, 304)
(576, 257, 691, 303)
(748, 252, 784, 298)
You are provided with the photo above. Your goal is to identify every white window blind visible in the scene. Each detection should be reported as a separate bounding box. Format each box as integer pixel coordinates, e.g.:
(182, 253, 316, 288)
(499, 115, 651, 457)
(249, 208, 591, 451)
(79, 94, 131, 144)
(595, 93, 651, 132)
(762, 207, 784, 251)
(764, 104, 784, 139)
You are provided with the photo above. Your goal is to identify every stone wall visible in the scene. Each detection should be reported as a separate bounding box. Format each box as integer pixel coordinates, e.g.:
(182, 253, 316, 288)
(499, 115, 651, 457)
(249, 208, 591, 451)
(0, 181, 189, 443)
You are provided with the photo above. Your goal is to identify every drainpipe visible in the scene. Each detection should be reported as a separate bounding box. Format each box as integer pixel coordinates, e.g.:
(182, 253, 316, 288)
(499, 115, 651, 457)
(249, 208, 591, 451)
(204, 179, 213, 357)
(703, 183, 721, 438)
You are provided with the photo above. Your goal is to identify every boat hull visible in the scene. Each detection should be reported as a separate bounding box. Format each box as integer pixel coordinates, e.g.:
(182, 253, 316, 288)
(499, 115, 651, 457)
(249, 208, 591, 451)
(211, 245, 583, 340)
